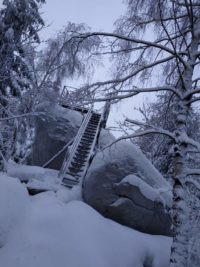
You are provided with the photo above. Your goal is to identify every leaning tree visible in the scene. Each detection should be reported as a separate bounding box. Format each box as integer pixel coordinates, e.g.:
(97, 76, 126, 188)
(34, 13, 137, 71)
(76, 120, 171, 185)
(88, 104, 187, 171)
(65, 1, 200, 266)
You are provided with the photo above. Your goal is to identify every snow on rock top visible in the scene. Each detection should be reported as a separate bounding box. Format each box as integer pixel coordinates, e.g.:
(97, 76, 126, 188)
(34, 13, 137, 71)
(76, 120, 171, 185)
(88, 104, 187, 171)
(35, 101, 83, 129)
(90, 140, 169, 188)
(0, 173, 172, 267)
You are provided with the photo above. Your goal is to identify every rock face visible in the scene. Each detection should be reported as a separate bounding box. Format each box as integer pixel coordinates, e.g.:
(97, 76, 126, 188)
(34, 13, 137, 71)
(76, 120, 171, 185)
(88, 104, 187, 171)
(31, 103, 171, 236)
(31, 102, 115, 170)
(31, 102, 83, 170)
(83, 141, 172, 236)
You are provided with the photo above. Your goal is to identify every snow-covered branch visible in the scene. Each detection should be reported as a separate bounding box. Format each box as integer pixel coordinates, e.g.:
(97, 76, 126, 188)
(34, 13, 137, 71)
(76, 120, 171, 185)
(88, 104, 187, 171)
(103, 128, 176, 151)
(125, 118, 176, 140)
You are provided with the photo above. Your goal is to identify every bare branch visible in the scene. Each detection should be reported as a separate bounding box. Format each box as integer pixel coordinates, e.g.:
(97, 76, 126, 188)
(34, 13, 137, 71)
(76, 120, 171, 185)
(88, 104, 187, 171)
(183, 87, 200, 98)
(102, 128, 176, 151)
(78, 32, 188, 67)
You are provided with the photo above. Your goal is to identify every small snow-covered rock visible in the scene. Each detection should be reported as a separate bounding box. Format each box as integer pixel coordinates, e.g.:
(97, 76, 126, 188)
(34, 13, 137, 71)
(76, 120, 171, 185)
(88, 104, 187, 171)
(83, 140, 172, 236)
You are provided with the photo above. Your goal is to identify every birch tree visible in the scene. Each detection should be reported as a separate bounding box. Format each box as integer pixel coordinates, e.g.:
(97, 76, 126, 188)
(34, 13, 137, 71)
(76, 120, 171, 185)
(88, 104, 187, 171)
(66, 1, 200, 266)
(0, 0, 45, 167)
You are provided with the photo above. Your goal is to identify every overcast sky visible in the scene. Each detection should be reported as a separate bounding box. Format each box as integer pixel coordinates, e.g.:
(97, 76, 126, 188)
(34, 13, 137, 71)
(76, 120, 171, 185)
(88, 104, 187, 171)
(41, 0, 125, 35)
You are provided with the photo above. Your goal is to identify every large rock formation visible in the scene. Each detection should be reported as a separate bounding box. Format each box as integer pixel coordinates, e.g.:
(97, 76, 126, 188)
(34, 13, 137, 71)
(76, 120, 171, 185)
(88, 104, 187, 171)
(83, 141, 172, 236)
(31, 102, 115, 170)
(31, 102, 172, 236)
(31, 102, 83, 170)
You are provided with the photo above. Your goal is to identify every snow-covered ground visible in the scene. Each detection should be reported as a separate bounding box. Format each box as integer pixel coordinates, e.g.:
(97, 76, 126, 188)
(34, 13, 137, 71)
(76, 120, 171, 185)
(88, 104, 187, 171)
(0, 172, 172, 267)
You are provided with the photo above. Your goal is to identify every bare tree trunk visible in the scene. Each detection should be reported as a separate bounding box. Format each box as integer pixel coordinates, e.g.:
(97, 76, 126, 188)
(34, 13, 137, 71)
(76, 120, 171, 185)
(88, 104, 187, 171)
(170, 24, 200, 266)
(170, 102, 190, 267)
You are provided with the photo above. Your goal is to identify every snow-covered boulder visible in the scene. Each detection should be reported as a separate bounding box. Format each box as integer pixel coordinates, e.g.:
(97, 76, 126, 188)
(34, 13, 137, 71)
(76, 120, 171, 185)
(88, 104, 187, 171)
(83, 140, 172, 236)
(31, 102, 115, 170)
(31, 102, 83, 169)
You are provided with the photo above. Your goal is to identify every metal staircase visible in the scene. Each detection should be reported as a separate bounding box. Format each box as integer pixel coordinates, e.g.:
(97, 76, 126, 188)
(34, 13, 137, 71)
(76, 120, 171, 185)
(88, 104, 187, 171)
(59, 108, 102, 188)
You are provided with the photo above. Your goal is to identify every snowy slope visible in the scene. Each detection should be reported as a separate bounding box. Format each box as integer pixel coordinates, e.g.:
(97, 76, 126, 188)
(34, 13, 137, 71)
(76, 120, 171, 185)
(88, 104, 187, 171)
(0, 173, 172, 267)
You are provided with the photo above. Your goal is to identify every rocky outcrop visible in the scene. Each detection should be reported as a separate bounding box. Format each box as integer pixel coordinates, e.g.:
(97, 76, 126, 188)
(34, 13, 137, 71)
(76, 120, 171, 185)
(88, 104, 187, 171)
(31, 102, 172, 236)
(31, 102, 115, 170)
(83, 141, 172, 236)
(31, 102, 83, 170)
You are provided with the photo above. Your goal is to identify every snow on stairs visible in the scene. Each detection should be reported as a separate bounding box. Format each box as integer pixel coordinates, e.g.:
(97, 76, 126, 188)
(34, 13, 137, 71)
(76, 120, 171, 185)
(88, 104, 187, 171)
(59, 108, 102, 189)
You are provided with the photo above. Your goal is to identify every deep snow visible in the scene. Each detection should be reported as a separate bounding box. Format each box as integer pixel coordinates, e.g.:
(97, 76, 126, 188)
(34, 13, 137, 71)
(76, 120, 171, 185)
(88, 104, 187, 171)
(0, 172, 172, 267)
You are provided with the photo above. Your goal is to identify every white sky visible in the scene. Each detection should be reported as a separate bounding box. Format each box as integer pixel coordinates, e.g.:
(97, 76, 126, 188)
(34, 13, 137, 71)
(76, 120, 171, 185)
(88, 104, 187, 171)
(41, 0, 124, 35)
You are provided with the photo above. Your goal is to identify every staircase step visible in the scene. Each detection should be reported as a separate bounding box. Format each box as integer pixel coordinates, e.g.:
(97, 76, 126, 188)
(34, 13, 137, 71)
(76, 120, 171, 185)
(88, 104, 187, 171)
(84, 128, 96, 132)
(80, 142, 92, 148)
(68, 167, 81, 173)
(77, 145, 91, 150)
(77, 148, 91, 153)
(69, 163, 82, 169)
(75, 151, 88, 157)
(89, 120, 99, 124)
(74, 155, 87, 161)
(83, 133, 95, 137)
(91, 114, 101, 118)
(79, 140, 92, 144)
(70, 162, 84, 168)
(76, 150, 90, 155)
(67, 170, 82, 176)
(87, 122, 98, 128)
(62, 178, 79, 188)
(71, 161, 84, 166)
(87, 124, 98, 128)
(72, 160, 86, 166)
(80, 138, 93, 142)
(60, 109, 102, 188)
(79, 139, 92, 145)
(73, 155, 87, 160)
(86, 128, 97, 132)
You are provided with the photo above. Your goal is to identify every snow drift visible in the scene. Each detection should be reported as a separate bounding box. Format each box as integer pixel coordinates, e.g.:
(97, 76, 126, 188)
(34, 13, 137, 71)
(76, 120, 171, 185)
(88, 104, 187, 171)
(0, 173, 171, 267)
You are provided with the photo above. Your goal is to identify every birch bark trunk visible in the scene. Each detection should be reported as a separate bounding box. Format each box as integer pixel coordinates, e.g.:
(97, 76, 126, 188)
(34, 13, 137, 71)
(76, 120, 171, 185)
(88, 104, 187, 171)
(170, 21, 200, 267)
